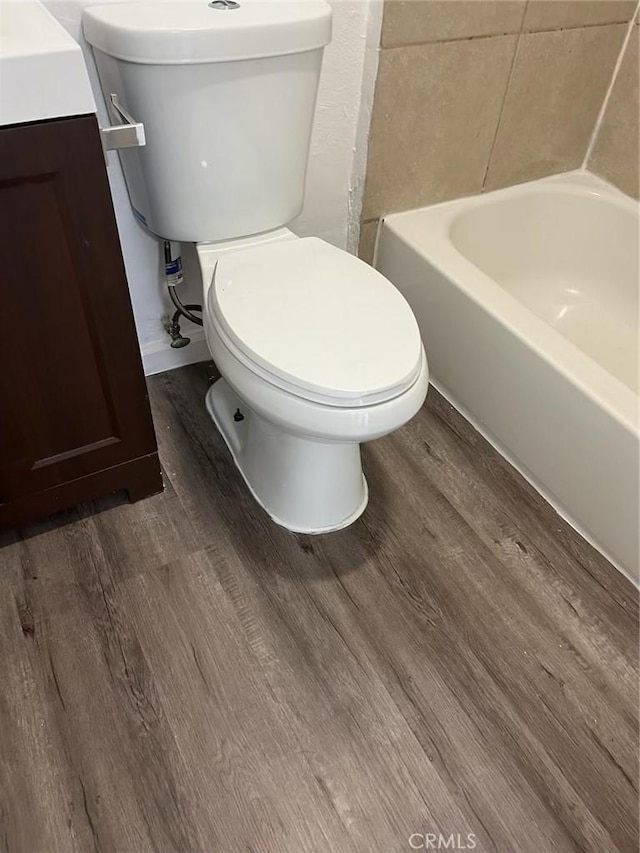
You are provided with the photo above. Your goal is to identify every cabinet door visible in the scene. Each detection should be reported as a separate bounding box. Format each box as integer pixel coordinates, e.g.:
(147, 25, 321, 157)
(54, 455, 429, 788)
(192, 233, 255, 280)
(0, 115, 159, 511)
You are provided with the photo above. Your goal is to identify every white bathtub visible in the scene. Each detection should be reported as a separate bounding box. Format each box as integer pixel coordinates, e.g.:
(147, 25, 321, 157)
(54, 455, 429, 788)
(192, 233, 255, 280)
(376, 172, 639, 583)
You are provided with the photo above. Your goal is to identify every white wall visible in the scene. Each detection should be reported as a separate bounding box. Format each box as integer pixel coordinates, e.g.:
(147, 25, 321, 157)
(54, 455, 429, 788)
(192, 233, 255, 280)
(44, 0, 382, 374)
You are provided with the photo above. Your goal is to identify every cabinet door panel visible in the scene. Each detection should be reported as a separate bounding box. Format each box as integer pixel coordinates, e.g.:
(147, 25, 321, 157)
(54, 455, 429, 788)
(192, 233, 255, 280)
(0, 116, 158, 504)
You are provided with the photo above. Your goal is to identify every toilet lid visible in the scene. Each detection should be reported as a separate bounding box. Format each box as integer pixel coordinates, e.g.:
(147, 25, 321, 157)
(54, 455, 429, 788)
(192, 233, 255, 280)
(210, 237, 423, 405)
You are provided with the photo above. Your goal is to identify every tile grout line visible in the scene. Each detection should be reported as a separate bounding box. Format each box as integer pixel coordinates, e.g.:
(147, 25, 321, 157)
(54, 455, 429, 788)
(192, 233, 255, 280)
(480, 1, 529, 191)
(582, 2, 640, 168)
(382, 16, 635, 52)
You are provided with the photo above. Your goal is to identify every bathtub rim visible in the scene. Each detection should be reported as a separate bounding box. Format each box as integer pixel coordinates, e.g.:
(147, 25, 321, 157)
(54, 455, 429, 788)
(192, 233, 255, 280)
(379, 171, 639, 439)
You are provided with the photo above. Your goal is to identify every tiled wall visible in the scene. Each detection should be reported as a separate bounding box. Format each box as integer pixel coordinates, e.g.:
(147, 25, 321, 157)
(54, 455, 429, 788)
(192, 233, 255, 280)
(589, 16, 639, 198)
(359, 0, 637, 262)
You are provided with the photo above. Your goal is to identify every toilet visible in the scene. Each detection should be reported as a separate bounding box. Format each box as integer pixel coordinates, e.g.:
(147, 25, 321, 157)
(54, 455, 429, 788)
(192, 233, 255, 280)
(84, 0, 429, 533)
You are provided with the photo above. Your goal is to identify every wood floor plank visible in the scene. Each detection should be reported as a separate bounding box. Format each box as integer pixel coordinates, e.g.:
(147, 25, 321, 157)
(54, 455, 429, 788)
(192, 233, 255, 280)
(0, 584, 96, 853)
(290, 520, 628, 853)
(0, 361, 637, 853)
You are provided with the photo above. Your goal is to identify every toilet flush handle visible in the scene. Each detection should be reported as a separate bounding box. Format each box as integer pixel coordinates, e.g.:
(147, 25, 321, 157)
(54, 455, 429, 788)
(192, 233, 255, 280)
(100, 94, 146, 153)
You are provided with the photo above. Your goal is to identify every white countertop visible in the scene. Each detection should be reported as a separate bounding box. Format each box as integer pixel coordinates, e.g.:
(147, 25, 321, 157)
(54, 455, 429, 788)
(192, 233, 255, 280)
(0, 0, 95, 127)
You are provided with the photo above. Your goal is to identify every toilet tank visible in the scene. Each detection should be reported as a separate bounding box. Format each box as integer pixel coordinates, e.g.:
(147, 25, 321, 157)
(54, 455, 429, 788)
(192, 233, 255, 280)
(83, 1, 332, 242)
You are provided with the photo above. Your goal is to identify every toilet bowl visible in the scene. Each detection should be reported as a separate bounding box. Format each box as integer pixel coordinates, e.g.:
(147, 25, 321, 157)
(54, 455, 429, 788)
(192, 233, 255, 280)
(197, 232, 429, 533)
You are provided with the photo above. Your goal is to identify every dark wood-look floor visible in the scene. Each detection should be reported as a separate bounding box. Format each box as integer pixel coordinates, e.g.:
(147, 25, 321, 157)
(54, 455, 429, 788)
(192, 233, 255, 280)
(0, 362, 637, 853)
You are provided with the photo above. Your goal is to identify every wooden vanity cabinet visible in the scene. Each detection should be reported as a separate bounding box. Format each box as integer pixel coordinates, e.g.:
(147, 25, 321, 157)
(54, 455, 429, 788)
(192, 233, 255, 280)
(0, 114, 163, 527)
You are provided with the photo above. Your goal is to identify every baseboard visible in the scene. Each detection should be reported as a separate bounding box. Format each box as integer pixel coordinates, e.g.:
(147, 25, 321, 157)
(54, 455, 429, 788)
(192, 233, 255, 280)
(141, 330, 211, 376)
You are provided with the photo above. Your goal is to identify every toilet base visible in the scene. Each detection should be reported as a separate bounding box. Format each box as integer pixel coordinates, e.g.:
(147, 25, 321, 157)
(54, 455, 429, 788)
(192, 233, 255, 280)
(205, 379, 368, 534)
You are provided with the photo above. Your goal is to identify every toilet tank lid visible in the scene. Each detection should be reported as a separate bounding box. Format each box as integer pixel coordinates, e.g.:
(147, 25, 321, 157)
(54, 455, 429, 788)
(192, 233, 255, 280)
(82, 0, 332, 65)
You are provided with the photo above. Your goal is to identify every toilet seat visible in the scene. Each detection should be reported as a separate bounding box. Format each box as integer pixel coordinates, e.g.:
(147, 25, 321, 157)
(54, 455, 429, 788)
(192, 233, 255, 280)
(209, 237, 423, 407)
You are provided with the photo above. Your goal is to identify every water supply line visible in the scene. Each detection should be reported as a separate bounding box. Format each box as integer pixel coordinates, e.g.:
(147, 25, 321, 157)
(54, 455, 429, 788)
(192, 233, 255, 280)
(163, 240, 203, 348)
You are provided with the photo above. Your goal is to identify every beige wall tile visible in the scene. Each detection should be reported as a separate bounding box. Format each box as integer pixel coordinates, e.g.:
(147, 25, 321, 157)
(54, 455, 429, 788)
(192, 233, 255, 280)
(358, 220, 379, 265)
(362, 35, 517, 219)
(485, 24, 626, 190)
(523, 0, 637, 33)
(589, 27, 640, 198)
(382, 0, 526, 48)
